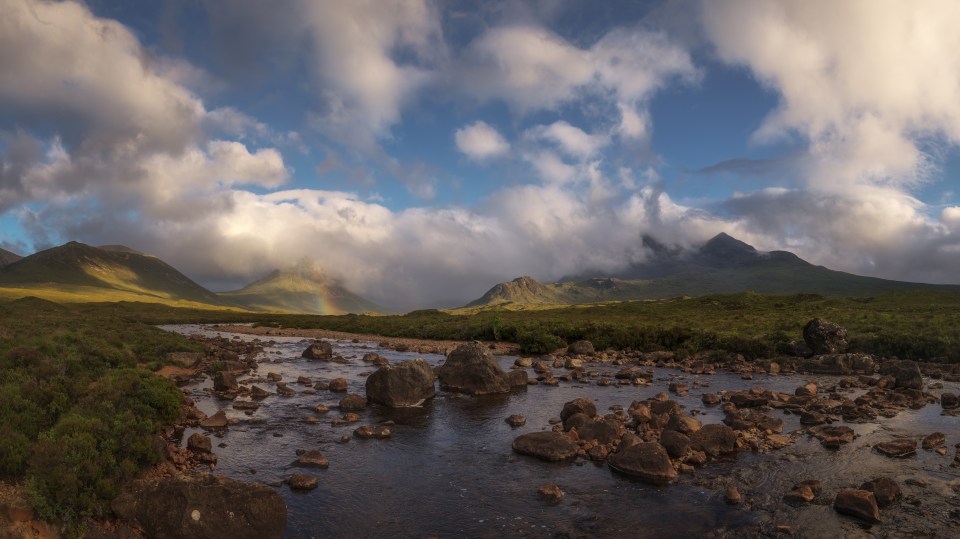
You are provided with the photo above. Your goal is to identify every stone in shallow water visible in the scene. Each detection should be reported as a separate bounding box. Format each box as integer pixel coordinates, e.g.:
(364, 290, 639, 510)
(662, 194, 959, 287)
(873, 439, 917, 458)
(294, 450, 329, 469)
(809, 425, 856, 449)
(860, 477, 901, 508)
(607, 442, 677, 485)
(537, 484, 564, 504)
(505, 414, 526, 427)
(288, 473, 318, 491)
(834, 489, 881, 524)
(921, 432, 945, 450)
(512, 432, 578, 462)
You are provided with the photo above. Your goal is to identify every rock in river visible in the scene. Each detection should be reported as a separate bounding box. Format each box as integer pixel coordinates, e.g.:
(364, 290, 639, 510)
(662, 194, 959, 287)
(365, 358, 436, 407)
(607, 442, 678, 485)
(302, 340, 333, 360)
(294, 450, 329, 469)
(873, 439, 917, 458)
(288, 473, 318, 491)
(860, 477, 901, 508)
(512, 432, 578, 462)
(880, 359, 923, 390)
(338, 393, 367, 412)
(567, 340, 595, 355)
(689, 424, 737, 458)
(187, 433, 212, 453)
(560, 397, 596, 421)
(436, 341, 511, 396)
(111, 474, 286, 539)
(809, 425, 856, 449)
(833, 489, 881, 524)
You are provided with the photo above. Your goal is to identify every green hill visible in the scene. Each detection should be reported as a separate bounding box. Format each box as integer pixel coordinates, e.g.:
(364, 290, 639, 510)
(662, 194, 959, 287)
(220, 263, 383, 315)
(466, 233, 960, 308)
(0, 241, 238, 309)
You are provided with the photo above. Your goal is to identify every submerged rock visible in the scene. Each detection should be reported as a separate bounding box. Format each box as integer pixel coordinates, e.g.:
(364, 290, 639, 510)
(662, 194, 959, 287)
(512, 432, 578, 462)
(112, 474, 286, 539)
(809, 425, 856, 449)
(506, 414, 526, 427)
(607, 442, 678, 485)
(365, 358, 436, 407)
(294, 450, 329, 469)
(537, 484, 564, 504)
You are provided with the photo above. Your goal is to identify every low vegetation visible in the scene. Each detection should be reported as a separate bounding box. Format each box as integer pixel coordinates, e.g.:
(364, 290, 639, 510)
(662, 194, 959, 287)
(0, 298, 193, 532)
(243, 291, 960, 361)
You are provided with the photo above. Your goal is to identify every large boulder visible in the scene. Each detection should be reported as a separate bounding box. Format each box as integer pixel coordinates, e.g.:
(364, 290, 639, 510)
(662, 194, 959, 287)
(560, 397, 597, 421)
(803, 319, 849, 355)
(567, 340, 595, 356)
(607, 442, 678, 485)
(880, 360, 923, 390)
(111, 474, 286, 539)
(302, 341, 333, 360)
(436, 342, 510, 396)
(512, 432, 578, 462)
(365, 359, 436, 407)
(860, 477, 901, 508)
(689, 424, 737, 458)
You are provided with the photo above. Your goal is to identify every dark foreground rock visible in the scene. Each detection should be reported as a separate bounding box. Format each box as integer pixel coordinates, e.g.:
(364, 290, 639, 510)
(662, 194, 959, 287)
(112, 474, 286, 539)
(512, 432, 578, 462)
(436, 342, 512, 395)
(689, 424, 737, 458)
(834, 489, 881, 524)
(365, 358, 436, 407)
(880, 359, 923, 390)
(607, 442, 678, 485)
(567, 340, 595, 355)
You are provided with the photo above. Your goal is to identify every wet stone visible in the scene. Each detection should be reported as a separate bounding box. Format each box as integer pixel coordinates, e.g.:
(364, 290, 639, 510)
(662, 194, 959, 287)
(860, 477, 901, 508)
(921, 432, 945, 450)
(873, 439, 917, 458)
(537, 484, 564, 504)
(512, 432, 578, 462)
(834, 489, 881, 524)
(506, 414, 526, 427)
(288, 473, 318, 491)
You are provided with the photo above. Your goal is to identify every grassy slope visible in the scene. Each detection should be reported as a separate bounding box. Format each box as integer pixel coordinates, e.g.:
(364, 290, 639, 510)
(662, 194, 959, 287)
(0, 242, 241, 310)
(220, 269, 382, 314)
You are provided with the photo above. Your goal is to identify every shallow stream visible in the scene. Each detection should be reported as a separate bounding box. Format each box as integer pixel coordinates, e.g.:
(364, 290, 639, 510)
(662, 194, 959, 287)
(161, 325, 960, 538)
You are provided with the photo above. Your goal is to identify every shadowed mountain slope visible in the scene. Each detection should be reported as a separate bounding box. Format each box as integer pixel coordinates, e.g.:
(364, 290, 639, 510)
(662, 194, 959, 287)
(466, 233, 960, 308)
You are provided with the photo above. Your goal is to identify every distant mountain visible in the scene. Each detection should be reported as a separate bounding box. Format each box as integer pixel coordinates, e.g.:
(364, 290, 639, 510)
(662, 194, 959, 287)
(0, 247, 22, 268)
(0, 241, 236, 308)
(466, 233, 960, 308)
(220, 263, 382, 315)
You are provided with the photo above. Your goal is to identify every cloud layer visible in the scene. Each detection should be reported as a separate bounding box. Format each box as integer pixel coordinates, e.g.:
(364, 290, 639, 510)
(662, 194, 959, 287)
(3, 0, 960, 309)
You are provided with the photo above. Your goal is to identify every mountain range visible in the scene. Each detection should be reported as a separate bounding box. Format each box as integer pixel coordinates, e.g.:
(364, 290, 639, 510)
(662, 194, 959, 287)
(465, 232, 960, 308)
(0, 242, 378, 314)
(1, 234, 957, 314)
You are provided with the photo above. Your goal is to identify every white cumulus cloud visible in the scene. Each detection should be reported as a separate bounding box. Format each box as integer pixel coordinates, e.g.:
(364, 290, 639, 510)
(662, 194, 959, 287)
(454, 121, 510, 161)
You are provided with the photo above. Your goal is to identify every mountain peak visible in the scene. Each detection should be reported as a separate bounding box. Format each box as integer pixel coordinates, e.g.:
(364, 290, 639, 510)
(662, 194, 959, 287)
(701, 233, 757, 258)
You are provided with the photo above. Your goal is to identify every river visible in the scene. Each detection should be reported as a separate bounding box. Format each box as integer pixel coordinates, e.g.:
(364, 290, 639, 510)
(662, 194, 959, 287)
(161, 325, 960, 538)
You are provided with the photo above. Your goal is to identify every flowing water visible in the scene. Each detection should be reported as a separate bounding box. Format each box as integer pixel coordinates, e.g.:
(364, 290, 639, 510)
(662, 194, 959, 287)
(161, 325, 960, 538)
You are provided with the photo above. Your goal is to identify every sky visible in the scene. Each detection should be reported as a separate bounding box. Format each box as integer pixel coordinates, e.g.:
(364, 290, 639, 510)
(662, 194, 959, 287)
(2, 0, 960, 309)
